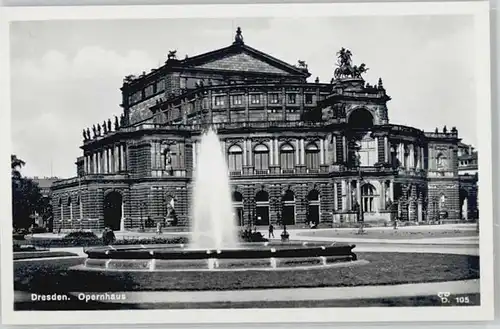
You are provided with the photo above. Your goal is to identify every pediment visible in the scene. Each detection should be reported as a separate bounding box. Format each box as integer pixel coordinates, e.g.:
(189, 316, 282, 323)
(196, 52, 290, 75)
(181, 44, 309, 77)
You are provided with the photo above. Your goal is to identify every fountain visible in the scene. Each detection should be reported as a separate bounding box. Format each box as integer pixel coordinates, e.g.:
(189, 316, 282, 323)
(79, 128, 357, 272)
(190, 128, 239, 250)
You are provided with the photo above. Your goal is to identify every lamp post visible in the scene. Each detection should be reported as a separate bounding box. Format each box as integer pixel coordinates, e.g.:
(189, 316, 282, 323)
(139, 202, 146, 231)
(278, 193, 289, 241)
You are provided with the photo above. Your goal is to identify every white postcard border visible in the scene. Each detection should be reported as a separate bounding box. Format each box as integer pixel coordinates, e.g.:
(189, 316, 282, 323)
(0, 1, 494, 325)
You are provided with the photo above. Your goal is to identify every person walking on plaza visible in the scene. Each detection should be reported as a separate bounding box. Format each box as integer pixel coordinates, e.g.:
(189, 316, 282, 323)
(268, 224, 275, 239)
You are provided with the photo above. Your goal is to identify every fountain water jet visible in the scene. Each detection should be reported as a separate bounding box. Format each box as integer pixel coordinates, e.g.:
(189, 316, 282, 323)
(189, 128, 239, 250)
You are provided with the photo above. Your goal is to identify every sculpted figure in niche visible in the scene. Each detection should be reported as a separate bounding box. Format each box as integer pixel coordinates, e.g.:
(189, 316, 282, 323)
(439, 194, 446, 210)
(163, 147, 173, 175)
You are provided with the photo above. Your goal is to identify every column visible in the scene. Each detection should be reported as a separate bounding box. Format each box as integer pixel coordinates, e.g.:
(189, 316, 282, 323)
(320, 139, 325, 165)
(268, 140, 274, 166)
(300, 138, 305, 165)
(92, 154, 96, 174)
(409, 145, 414, 168)
(243, 139, 247, 166)
(120, 144, 125, 171)
(379, 181, 386, 211)
(341, 180, 347, 211)
(120, 201, 125, 231)
(83, 156, 87, 174)
(104, 148, 109, 174)
(375, 137, 379, 163)
(342, 136, 347, 162)
(115, 145, 120, 172)
(389, 180, 394, 201)
(356, 180, 361, 208)
(295, 139, 300, 165)
(384, 137, 389, 162)
(332, 135, 337, 163)
(247, 140, 253, 166)
(96, 151, 101, 174)
(333, 182, 338, 211)
(221, 140, 226, 156)
(107, 148, 111, 173)
(421, 147, 425, 169)
(346, 180, 352, 210)
(274, 138, 279, 165)
(192, 142, 197, 169)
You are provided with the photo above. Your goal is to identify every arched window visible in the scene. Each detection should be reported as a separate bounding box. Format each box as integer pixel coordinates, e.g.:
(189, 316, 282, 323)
(68, 196, 73, 220)
(361, 184, 376, 213)
(282, 190, 296, 225)
(305, 142, 320, 170)
(307, 190, 321, 225)
(253, 144, 270, 171)
(280, 143, 295, 171)
(228, 144, 243, 172)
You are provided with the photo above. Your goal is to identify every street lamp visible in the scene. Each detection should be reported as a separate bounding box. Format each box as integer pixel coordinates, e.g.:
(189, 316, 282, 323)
(139, 202, 146, 231)
(278, 193, 289, 241)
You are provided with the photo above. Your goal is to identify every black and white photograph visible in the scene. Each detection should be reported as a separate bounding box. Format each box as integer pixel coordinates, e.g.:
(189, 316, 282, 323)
(0, 1, 494, 325)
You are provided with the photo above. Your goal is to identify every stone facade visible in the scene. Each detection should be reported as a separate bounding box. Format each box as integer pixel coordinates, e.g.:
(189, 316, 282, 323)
(51, 29, 478, 232)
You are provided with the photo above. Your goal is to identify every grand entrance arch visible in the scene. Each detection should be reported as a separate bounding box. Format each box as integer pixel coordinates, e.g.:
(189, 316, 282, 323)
(104, 191, 122, 231)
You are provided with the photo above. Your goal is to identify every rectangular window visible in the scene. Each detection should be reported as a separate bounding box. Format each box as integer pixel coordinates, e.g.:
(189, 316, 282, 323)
(231, 95, 243, 106)
(250, 94, 261, 104)
(145, 85, 154, 98)
(156, 79, 165, 92)
(214, 96, 225, 106)
(287, 94, 297, 104)
(305, 94, 313, 104)
(269, 93, 280, 104)
(202, 97, 209, 109)
(129, 91, 142, 104)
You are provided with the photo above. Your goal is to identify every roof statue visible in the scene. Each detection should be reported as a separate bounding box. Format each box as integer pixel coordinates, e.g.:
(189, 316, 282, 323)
(167, 50, 177, 60)
(297, 60, 308, 70)
(333, 48, 369, 80)
(234, 27, 244, 45)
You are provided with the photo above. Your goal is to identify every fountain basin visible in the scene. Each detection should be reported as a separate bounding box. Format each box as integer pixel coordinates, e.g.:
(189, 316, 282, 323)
(81, 242, 357, 272)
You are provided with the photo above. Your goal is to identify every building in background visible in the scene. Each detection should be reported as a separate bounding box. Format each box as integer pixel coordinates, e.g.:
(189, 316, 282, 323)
(32, 176, 60, 229)
(457, 143, 479, 220)
(51, 28, 478, 232)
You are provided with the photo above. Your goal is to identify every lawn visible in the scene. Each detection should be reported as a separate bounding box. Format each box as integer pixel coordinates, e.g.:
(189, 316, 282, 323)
(14, 252, 479, 293)
(298, 229, 478, 240)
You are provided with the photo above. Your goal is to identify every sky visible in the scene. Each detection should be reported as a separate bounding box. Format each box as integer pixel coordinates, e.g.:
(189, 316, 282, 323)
(10, 15, 477, 178)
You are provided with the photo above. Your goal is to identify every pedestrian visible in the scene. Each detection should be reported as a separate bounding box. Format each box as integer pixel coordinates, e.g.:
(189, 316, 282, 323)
(268, 224, 275, 238)
(156, 221, 162, 235)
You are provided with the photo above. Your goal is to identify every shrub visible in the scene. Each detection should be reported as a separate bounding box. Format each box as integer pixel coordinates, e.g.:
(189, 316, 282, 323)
(239, 229, 268, 242)
(31, 227, 47, 234)
(63, 231, 98, 239)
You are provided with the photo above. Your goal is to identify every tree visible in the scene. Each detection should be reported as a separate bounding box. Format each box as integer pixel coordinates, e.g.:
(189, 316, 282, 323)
(11, 155, 45, 229)
(11, 155, 26, 180)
